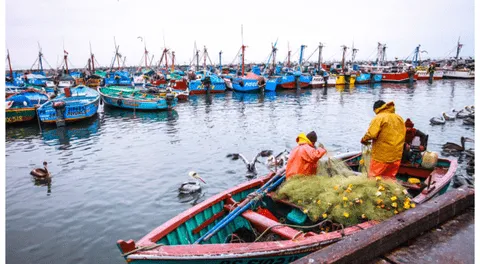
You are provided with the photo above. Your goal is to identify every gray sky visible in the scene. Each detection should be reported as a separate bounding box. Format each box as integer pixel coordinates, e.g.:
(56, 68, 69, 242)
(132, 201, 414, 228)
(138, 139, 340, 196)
(5, 0, 475, 70)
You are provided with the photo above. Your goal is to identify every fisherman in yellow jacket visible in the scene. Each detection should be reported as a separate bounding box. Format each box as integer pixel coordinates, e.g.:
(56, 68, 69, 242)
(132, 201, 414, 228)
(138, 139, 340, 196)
(361, 100, 406, 179)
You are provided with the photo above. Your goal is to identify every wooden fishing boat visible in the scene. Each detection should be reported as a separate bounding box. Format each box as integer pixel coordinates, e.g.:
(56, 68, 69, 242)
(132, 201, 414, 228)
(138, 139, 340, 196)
(415, 66, 443, 80)
(189, 74, 226, 94)
(381, 66, 418, 82)
(98, 86, 177, 110)
(37, 85, 100, 125)
(277, 73, 311, 89)
(6, 89, 49, 123)
(117, 152, 457, 263)
(355, 72, 383, 84)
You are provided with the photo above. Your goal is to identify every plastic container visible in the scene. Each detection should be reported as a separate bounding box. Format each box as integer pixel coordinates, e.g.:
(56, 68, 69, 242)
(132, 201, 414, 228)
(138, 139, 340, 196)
(287, 208, 307, 225)
(421, 151, 438, 169)
(257, 207, 279, 222)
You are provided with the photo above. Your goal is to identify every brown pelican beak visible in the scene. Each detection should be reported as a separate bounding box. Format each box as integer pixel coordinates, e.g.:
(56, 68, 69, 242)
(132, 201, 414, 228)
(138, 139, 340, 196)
(465, 138, 474, 142)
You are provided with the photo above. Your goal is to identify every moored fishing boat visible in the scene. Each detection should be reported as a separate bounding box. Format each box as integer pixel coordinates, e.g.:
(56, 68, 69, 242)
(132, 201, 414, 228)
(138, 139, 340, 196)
(6, 89, 49, 124)
(188, 73, 226, 94)
(277, 72, 311, 89)
(415, 66, 443, 80)
(116, 151, 456, 263)
(442, 68, 474, 79)
(355, 72, 383, 84)
(381, 66, 418, 82)
(98, 86, 177, 110)
(37, 85, 100, 125)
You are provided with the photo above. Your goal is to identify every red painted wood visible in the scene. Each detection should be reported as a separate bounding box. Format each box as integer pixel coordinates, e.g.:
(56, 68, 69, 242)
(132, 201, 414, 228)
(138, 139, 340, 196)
(192, 211, 225, 235)
(241, 210, 302, 240)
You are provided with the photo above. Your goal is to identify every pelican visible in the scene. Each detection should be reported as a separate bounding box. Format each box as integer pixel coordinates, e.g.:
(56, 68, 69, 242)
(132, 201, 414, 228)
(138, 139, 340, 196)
(226, 150, 273, 176)
(266, 150, 290, 171)
(442, 111, 456, 121)
(465, 149, 475, 158)
(30, 161, 50, 178)
(455, 106, 473, 119)
(430, 114, 446, 125)
(442, 137, 474, 152)
(463, 117, 474, 126)
(178, 171, 206, 194)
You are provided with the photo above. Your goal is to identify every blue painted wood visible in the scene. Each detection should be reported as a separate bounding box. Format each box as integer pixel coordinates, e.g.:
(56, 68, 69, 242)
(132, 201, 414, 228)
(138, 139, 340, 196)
(98, 86, 177, 111)
(232, 78, 259, 92)
(37, 85, 100, 124)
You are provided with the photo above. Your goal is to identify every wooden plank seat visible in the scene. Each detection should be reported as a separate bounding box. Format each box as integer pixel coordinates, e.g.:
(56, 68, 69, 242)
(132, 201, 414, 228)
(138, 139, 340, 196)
(241, 209, 304, 240)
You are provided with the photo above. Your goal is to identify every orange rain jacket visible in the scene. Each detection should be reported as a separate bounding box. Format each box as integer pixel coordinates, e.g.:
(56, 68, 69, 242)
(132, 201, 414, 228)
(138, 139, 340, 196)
(361, 101, 406, 163)
(286, 133, 327, 179)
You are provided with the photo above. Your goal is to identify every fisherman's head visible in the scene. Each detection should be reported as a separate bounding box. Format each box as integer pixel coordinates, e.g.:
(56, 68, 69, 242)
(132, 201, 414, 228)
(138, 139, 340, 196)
(373, 100, 386, 112)
(306, 131, 317, 145)
(405, 118, 414, 128)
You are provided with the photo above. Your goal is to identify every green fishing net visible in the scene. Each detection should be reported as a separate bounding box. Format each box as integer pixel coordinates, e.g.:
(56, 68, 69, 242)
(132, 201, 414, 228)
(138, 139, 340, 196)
(276, 147, 414, 226)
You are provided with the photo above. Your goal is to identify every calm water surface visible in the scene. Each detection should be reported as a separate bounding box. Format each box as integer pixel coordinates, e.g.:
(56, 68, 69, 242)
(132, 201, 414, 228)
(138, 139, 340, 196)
(6, 80, 475, 263)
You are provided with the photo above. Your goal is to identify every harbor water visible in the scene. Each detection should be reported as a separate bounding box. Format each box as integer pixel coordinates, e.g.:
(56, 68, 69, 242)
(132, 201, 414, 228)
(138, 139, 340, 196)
(6, 80, 475, 263)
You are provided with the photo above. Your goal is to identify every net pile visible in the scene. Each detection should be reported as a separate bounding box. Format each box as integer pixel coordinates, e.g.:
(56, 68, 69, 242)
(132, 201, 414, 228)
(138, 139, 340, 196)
(276, 149, 414, 226)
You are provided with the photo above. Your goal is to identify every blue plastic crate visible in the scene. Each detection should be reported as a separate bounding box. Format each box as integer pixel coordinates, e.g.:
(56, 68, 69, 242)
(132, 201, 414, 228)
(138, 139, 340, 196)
(287, 208, 307, 225)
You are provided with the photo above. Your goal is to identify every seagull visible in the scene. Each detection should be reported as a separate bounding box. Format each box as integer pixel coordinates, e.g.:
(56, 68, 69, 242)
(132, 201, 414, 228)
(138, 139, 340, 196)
(226, 150, 273, 176)
(178, 171, 206, 194)
(430, 114, 446, 125)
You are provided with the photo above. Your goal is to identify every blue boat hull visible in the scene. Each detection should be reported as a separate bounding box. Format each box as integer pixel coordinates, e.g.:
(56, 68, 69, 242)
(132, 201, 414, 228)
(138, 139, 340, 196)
(277, 75, 311, 89)
(37, 86, 100, 124)
(124, 254, 305, 264)
(101, 95, 177, 110)
(232, 78, 259, 92)
(356, 73, 382, 84)
(189, 80, 226, 94)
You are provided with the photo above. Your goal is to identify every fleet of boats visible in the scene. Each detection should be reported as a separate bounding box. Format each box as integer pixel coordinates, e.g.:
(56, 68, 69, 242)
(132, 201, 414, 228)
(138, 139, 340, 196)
(5, 38, 474, 127)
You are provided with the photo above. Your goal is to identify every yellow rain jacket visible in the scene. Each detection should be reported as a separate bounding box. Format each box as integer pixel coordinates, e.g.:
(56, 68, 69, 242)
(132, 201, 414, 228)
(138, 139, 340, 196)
(361, 102, 406, 163)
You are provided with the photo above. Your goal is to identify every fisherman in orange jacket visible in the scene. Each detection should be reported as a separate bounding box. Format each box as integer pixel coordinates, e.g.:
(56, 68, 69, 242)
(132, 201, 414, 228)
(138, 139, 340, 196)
(361, 100, 406, 179)
(286, 131, 327, 179)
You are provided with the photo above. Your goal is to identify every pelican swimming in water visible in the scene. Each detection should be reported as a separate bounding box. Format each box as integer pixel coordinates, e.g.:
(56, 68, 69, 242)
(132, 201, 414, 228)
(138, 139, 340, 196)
(30, 161, 50, 178)
(442, 111, 456, 121)
(463, 117, 475, 126)
(442, 137, 474, 153)
(455, 106, 473, 119)
(178, 171, 206, 194)
(430, 114, 446, 125)
(226, 150, 273, 176)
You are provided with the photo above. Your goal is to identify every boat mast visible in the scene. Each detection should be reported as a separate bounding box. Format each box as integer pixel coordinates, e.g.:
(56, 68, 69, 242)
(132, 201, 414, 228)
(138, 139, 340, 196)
(382, 44, 387, 64)
(241, 24, 245, 76)
(171, 51, 175, 72)
(317, 42, 323, 72)
(203, 46, 207, 73)
(351, 41, 358, 63)
(64, 49, 69, 74)
(287, 42, 291, 68)
(298, 45, 306, 71)
(196, 49, 199, 72)
(412, 44, 420, 67)
(114, 37, 121, 70)
(455, 37, 463, 61)
(164, 48, 169, 70)
(37, 42, 44, 72)
(341, 45, 348, 71)
(7, 49, 13, 79)
(219, 51, 222, 71)
(90, 42, 95, 72)
(144, 39, 148, 68)
(272, 44, 277, 73)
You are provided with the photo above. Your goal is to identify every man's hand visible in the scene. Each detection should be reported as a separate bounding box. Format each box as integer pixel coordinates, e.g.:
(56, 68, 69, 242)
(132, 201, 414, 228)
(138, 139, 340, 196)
(360, 137, 371, 145)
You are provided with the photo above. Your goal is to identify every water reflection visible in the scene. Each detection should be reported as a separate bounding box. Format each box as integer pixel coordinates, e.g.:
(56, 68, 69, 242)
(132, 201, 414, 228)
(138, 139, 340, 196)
(42, 116, 100, 146)
(32, 177, 52, 195)
(103, 106, 179, 122)
(6, 123, 40, 141)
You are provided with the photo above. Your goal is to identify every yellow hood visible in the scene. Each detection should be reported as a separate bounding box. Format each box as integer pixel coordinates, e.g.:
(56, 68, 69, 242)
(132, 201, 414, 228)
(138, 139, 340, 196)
(296, 133, 313, 146)
(374, 101, 396, 115)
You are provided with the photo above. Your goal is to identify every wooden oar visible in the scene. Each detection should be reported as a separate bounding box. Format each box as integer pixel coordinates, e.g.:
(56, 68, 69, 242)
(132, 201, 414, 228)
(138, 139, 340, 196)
(194, 169, 286, 244)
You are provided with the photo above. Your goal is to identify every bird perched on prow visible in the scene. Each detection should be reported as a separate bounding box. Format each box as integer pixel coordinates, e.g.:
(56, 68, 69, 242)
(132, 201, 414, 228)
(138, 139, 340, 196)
(30, 161, 50, 178)
(430, 114, 445, 125)
(226, 150, 273, 176)
(178, 171, 206, 194)
(442, 137, 474, 153)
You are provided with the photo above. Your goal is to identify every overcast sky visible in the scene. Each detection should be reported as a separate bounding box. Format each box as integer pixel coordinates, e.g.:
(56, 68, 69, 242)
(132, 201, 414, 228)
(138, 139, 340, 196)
(5, 0, 475, 70)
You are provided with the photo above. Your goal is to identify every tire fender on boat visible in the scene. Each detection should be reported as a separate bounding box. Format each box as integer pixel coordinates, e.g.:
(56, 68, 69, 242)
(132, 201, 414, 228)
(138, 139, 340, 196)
(117, 99, 123, 106)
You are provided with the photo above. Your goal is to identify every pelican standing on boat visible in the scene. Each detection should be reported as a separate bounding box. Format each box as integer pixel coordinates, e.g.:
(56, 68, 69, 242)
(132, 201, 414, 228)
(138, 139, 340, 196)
(442, 137, 474, 153)
(30, 161, 50, 178)
(226, 150, 273, 176)
(430, 114, 446, 125)
(178, 171, 206, 194)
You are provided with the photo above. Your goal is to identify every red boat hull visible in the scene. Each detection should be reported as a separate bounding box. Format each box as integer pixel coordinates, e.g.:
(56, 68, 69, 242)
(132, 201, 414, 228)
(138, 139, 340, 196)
(278, 82, 310, 89)
(169, 79, 188, 90)
(381, 72, 418, 82)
